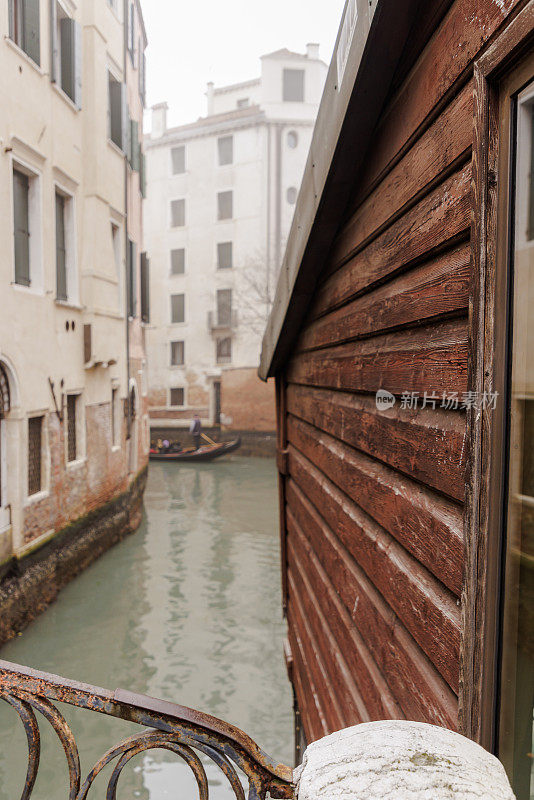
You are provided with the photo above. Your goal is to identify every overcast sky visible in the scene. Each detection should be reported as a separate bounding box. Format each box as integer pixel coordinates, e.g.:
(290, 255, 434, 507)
(141, 0, 347, 128)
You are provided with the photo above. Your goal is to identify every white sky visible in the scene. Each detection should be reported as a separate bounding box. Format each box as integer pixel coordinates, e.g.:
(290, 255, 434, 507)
(141, 0, 347, 128)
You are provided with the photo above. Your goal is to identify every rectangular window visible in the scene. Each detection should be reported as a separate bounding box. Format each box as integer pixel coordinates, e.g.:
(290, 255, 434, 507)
(171, 145, 185, 174)
(171, 248, 185, 274)
(171, 198, 185, 227)
(8, 0, 40, 66)
(27, 415, 42, 496)
(171, 293, 185, 323)
(218, 135, 233, 166)
(140, 252, 150, 323)
(170, 388, 184, 407)
(283, 68, 305, 102)
(170, 340, 185, 366)
(67, 394, 77, 462)
(108, 72, 127, 150)
(216, 337, 232, 364)
(111, 222, 121, 306)
(237, 98, 249, 108)
(111, 387, 119, 446)
(128, 2, 135, 63)
(217, 242, 232, 269)
(216, 289, 232, 326)
(51, 4, 82, 106)
(127, 238, 137, 317)
(13, 168, 30, 286)
(217, 190, 233, 221)
(55, 192, 67, 300)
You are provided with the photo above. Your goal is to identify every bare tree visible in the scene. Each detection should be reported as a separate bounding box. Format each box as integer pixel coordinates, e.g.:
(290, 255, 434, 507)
(234, 249, 279, 336)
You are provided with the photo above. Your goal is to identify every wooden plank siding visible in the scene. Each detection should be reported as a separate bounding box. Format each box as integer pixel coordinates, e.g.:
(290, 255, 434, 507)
(278, 0, 527, 744)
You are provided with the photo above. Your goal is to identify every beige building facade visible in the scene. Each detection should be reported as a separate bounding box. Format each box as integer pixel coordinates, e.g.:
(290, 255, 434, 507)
(0, 0, 148, 640)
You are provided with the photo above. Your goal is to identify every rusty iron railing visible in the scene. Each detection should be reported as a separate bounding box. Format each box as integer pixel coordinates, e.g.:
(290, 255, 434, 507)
(0, 660, 295, 800)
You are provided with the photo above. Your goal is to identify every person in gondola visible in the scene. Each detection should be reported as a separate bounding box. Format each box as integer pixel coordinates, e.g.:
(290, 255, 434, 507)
(189, 414, 201, 451)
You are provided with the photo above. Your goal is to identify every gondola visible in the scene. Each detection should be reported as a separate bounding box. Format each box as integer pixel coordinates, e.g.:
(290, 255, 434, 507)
(149, 437, 241, 462)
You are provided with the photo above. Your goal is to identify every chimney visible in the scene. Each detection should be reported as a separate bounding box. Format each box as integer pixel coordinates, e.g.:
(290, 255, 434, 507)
(206, 82, 215, 116)
(151, 102, 168, 138)
(306, 43, 320, 60)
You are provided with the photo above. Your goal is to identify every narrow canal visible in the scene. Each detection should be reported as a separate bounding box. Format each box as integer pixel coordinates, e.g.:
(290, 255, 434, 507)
(0, 457, 293, 798)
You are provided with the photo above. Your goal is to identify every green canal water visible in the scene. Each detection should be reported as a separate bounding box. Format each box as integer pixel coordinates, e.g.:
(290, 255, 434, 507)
(0, 457, 293, 798)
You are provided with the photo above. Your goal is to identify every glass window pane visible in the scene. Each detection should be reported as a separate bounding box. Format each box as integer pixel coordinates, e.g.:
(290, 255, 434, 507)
(217, 242, 232, 269)
(217, 191, 232, 220)
(171, 248, 185, 274)
(283, 69, 305, 102)
(171, 199, 185, 227)
(218, 135, 233, 166)
(171, 293, 184, 323)
(171, 145, 185, 174)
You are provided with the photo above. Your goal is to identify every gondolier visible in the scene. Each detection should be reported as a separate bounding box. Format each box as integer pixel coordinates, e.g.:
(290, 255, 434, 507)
(189, 414, 201, 450)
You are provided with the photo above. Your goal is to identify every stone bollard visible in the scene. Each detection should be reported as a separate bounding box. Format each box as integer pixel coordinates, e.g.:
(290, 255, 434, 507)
(294, 721, 516, 799)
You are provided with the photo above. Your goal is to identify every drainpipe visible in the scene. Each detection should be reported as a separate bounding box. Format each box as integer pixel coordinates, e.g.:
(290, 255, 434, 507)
(123, 0, 131, 441)
(266, 122, 272, 311)
(274, 124, 283, 273)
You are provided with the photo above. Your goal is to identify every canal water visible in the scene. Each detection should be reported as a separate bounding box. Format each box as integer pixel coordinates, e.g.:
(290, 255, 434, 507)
(0, 457, 293, 798)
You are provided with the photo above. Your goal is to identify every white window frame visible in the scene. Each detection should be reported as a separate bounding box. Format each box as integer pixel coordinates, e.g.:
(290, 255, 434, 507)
(11, 156, 43, 294)
(169, 387, 185, 408)
(24, 409, 50, 505)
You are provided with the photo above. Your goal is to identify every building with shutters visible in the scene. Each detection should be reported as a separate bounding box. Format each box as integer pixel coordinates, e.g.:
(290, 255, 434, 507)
(144, 46, 328, 439)
(0, 0, 149, 643)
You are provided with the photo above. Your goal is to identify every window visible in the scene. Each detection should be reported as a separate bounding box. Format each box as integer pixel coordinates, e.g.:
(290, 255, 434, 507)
(140, 252, 150, 323)
(217, 242, 232, 269)
(218, 135, 233, 166)
(111, 222, 121, 306)
(170, 341, 184, 366)
(55, 192, 67, 300)
(170, 388, 184, 407)
(13, 169, 30, 286)
(27, 416, 43, 496)
(237, 98, 249, 108)
(216, 337, 232, 364)
(171, 146, 185, 174)
(108, 72, 126, 150)
(51, 3, 82, 106)
(216, 289, 232, 326)
(127, 2, 135, 64)
(139, 42, 146, 105)
(171, 198, 185, 227)
(287, 130, 298, 149)
(111, 387, 119, 447)
(283, 69, 305, 102)
(171, 248, 185, 274)
(8, 0, 40, 66)
(171, 293, 185, 323)
(287, 187, 298, 205)
(66, 394, 78, 462)
(217, 191, 233, 220)
(127, 239, 136, 317)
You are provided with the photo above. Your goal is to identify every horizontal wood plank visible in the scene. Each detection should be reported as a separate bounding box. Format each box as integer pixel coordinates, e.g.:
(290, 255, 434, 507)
(287, 412, 464, 593)
(287, 318, 469, 401)
(286, 507, 458, 726)
(300, 245, 470, 352)
(287, 474, 461, 692)
(319, 164, 471, 313)
(288, 624, 329, 742)
(286, 384, 466, 502)
(332, 83, 473, 264)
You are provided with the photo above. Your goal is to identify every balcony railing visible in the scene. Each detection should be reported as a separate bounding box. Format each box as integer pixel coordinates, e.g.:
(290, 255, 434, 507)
(0, 659, 294, 800)
(208, 310, 238, 332)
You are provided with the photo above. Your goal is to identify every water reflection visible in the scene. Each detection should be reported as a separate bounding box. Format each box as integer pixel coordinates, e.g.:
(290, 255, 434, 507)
(0, 457, 292, 798)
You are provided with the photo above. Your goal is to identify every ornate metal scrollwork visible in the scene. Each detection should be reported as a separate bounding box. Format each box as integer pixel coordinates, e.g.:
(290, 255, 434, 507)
(0, 660, 294, 800)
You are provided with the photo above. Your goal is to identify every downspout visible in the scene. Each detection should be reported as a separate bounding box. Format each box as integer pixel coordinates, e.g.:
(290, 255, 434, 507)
(274, 124, 283, 273)
(266, 122, 272, 312)
(123, 0, 131, 441)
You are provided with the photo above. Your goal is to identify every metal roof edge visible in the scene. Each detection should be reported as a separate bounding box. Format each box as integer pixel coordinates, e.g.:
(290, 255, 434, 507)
(258, 0, 422, 380)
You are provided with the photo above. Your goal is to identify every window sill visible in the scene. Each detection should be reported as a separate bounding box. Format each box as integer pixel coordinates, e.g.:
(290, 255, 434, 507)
(108, 139, 125, 158)
(169, 365, 185, 370)
(4, 36, 44, 75)
(111, 444, 121, 453)
(55, 298, 83, 311)
(66, 457, 87, 471)
(25, 489, 50, 506)
(11, 282, 45, 296)
(51, 82, 80, 112)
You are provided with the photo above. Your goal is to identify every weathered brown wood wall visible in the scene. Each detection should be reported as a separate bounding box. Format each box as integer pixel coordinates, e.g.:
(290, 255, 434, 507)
(279, 0, 525, 743)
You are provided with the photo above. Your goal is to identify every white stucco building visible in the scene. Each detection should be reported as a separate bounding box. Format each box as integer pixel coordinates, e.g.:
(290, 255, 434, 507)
(145, 45, 327, 432)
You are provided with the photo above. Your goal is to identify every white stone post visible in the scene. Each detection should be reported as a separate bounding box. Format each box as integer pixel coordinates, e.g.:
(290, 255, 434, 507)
(295, 721, 516, 799)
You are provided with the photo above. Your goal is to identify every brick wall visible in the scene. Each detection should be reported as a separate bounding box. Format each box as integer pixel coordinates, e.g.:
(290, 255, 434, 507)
(221, 369, 275, 431)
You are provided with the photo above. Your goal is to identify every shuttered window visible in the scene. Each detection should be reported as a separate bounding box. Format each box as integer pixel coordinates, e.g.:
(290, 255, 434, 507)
(283, 69, 305, 102)
(13, 169, 30, 287)
(170, 388, 184, 407)
(140, 252, 150, 323)
(67, 395, 77, 462)
(216, 337, 232, 364)
(8, 0, 40, 66)
(171, 294, 185, 323)
(28, 416, 43, 496)
(217, 191, 233, 220)
(217, 136, 233, 166)
(171, 146, 185, 174)
(171, 199, 185, 227)
(109, 73, 127, 151)
(216, 289, 232, 325)
(217, 242, 232, 269)
(170, 341, 184, 366)
(171, 248, 185, 274)
(55, 192, 67, 300)
(129, 119, 140, 171)
(127, 239, 137, 317)
(51, 4, 82, 107)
